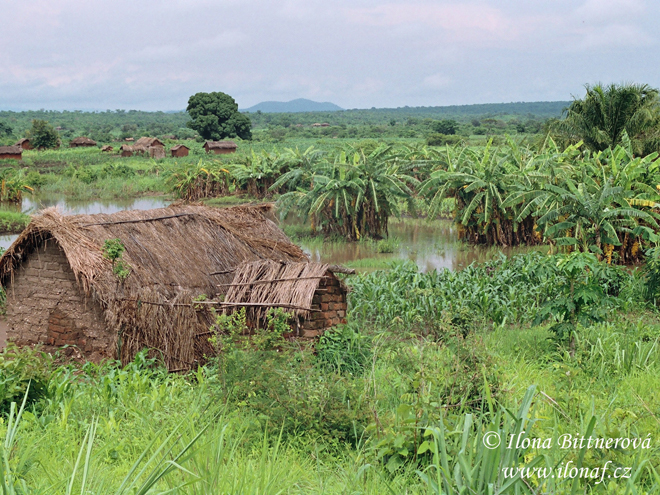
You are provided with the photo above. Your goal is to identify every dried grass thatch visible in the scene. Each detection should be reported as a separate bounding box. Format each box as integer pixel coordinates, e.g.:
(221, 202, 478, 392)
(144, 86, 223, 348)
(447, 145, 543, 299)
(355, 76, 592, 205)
(135, 137, 164, 147)
(120, 145, 147, 156)
(70, 137, 97, 146)
(223, 260, 332, 321)
(0, 204, 308, 370)
(0, 146, 22, 156)
(204, 140, 237, 150)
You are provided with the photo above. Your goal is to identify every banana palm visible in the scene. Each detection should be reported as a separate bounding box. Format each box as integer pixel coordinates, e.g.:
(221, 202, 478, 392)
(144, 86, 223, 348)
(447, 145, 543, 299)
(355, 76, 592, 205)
(552, 83, 660, 155)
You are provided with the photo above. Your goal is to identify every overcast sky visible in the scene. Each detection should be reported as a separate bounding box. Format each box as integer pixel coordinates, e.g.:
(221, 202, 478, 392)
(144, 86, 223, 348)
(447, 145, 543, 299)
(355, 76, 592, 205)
(1, 0, 658, 111)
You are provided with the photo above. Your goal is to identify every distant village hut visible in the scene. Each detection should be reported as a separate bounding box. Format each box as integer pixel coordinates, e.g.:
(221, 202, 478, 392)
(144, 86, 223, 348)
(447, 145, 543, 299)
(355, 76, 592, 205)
(119, 145, 147, 157)
(134, 138, 165, 159)
(170, 144, 189, 158)
(0, 204, 349, 370)
(204, 141, 237, 155)
(69, 137, 97, 148)
(135, 137, 164, 148)
(15, 139, 31, 150)
(101, 146, 114, 152)
(0, 146, 23, 161)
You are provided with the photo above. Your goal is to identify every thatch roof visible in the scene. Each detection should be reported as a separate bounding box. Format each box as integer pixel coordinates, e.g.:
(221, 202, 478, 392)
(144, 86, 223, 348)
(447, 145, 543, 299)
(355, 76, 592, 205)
(0, 146, 22, 155)
(0, 204, 308, 369)
(223, 260, 333, 320)
(70, 137, 97, 146)
(171, 144, 189, 151)
(120, 145, 147, 153)
(205, 140, 237, 150)
(101, 145, 113, 152)
(15, 138, 29, 145)
(135, 137, 164, 147)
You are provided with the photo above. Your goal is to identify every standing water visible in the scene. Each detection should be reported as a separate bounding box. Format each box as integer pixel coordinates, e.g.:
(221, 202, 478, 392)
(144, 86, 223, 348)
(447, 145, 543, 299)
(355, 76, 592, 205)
(0, 196, 537, 271)
(0, 194, 170, 250)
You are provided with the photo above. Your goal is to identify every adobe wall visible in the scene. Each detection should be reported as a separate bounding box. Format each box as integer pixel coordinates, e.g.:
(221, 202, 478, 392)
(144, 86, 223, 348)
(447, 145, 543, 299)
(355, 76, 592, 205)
(301, 273, 347, 338)
(4, 240, 114, 361)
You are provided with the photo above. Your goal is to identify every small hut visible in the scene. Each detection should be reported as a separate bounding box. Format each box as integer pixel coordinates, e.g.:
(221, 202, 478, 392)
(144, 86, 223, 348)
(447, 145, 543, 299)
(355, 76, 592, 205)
(120, 145, 147, 157)
(15, 139, 31, 150)
(70, 137, 97, 148)
(170, 144, 189, 158)
(135, 137, 165, 148)
(0, 204, 348, 369)
(0, 146, 23, 161)
(101, 146, 114, 152)
(204, 141, 237, 155)
(124, 138, 134, 142)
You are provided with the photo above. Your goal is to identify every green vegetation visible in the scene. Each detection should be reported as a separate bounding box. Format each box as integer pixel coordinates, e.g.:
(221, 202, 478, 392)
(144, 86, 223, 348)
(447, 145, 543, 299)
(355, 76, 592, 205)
(0, 210, 29, 234)
(26, 119, 59, 150)
(5, 84, 660, 491)
(551, 83, 660, 156)
(186, 91, 252, 141)
(0, 252, 658, 492)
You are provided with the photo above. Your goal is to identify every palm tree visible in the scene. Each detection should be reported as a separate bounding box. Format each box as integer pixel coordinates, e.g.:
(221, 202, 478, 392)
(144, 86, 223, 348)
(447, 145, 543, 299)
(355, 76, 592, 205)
(276, 143, 415, 240)
(420, 140, 538, 246)
(552, 83, 660, 156)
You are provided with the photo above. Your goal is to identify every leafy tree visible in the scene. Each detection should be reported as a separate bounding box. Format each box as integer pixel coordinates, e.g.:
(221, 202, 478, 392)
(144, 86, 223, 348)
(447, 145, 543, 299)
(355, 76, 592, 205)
(186, 92, 252, 141)
(552, 83, 660, 155)
(431, 119, 459, 135)
(0, 122, 12, 136)
(26, 120, 59, 149)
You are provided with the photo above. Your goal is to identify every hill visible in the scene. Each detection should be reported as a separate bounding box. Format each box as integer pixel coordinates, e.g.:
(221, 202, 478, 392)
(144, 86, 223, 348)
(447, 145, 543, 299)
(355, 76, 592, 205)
(242, 99, 343, 113)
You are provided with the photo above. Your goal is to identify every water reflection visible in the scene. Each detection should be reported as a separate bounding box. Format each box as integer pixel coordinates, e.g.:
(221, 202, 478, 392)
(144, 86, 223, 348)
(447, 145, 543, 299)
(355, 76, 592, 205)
(0, 196, 539, 271)
(297, 218, 540, 272)
(0, 194, 170, 250)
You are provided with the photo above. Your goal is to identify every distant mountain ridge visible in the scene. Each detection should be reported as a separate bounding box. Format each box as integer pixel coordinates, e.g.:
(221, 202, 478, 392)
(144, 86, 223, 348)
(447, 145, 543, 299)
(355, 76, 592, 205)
(242, 98, 343, 113)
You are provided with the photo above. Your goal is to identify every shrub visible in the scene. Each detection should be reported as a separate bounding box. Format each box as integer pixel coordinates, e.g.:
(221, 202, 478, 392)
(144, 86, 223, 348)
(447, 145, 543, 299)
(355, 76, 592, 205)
(376, 237, 400, 253)
(316, 324, 372, 374)
(426, 133, 462, 147)
(212, 348, 370, 445)
(0, 343, 54, 414)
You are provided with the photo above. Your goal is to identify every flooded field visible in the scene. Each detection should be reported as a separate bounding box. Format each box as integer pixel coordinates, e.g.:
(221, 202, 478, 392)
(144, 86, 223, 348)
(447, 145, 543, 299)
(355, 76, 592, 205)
(0, 195, 170, 250)
(0, 196, 539, 271)
(294, 217, 540, 272)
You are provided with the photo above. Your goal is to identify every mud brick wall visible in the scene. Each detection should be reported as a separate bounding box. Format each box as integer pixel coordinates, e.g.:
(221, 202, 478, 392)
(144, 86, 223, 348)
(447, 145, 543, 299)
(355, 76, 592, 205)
(5, 240, 113, 361)
(301, 273, 347, 338)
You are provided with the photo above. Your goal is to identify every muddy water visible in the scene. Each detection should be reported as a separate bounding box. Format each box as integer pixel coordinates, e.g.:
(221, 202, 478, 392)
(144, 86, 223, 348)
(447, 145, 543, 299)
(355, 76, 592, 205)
(0, 195, 531, 271)
(0, 195, 170, 250)
(295, 218, 534, 272)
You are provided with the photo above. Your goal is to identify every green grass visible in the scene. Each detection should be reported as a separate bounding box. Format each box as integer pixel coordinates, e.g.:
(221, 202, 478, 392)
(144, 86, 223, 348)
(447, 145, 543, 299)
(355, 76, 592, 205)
(0, 253, 657, 492)
(0, 210, 29, 234)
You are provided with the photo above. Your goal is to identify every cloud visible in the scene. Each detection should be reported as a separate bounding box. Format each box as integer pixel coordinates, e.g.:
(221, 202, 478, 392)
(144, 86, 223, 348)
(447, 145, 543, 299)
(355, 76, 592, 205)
(0, 0, 659, 110)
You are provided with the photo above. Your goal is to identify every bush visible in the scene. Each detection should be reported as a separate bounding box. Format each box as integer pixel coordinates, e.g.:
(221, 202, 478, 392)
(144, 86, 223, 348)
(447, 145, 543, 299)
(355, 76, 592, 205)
(0, 343, 54, 414)
(376, 237, 400, 253)
(212, 348, 370, 445)
(426, 133, 462, 146)
(316, 324, 371, 374)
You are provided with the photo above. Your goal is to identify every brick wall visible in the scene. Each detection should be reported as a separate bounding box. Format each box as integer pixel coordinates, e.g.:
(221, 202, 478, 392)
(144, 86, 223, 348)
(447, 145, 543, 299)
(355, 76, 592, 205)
(301, 272, 347, 338)
(5, 240, 114, 361)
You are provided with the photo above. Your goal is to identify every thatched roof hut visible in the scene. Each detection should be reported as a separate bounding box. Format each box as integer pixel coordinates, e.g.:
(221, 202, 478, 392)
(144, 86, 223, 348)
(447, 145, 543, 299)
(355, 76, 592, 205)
(0, 146, 23, 160)
(204, 141, 237, 154)
(119, 145, 147, 157)
(170, 144, 189, 157)
(101, 145, 114, 152)
(15, 138, 31, 150)
(135, 137, 164, 148)
(0, 204, 347, 370)
(70, 137, 97, 148)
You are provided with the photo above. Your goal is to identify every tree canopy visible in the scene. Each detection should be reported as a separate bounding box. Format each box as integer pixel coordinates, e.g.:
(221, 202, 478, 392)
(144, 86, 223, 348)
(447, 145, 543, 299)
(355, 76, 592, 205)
(26, 119, 59, 149)
(552, 83, 660, 156)
(186, 92, 252, 141)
